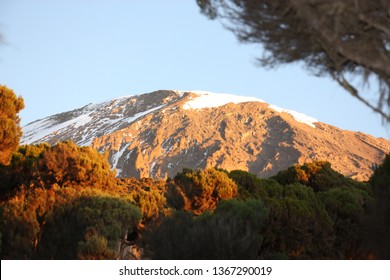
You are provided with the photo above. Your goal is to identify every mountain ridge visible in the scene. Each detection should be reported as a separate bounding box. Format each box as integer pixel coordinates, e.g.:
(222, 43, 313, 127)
(22, 90, 390, 181)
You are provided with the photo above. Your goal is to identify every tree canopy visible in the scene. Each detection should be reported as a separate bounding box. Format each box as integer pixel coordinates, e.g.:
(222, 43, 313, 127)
(0, 135, 386, 259)
(365, 155, 390, 259)
(271, 161, 367, 192)
(37, 194, 141, 259)
(143, 199, 268, 259)
(0, 85, 25, 165)
(0, 141, 118, 199)
(196, 0, 390, 121)
(166, 168, 238, 215)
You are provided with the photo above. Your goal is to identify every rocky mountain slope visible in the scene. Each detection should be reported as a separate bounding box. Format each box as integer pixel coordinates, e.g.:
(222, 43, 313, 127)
(22, 90, 390, 180)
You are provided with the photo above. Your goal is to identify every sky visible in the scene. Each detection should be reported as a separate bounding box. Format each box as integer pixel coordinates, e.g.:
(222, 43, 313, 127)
(0, 0, 389, 139)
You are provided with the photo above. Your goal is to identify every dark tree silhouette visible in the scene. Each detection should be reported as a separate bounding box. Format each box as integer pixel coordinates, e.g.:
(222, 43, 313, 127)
(143, 199, 268, 259)
(366, 155, 390, 259)
(196, 0, 390, 121)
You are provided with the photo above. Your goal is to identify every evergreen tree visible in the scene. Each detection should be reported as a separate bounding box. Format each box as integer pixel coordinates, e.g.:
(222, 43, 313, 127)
(261, 183, 333, 259)
(0, 193, 41, 259)
(37, 195, 141, 259)
(229, 169, 283, 200)
(42, 141, 116, 188)
(0, 143, 50, 198)
(0, 141, 117, 198)
(167, 168, 238, 214)
(0, 85, 24, 165)
(272, 161, 366, 192)
(119, 177, 168, 224)
(318, 186, 372, 258)
(77, 228, 117, 260)
(365, 155, 390, 259)
(144, 199, 268, 259)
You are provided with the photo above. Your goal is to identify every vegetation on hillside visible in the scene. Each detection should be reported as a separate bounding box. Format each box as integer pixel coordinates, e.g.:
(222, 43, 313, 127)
(0, 85, 24, 165)
(1, 140, 388, 259)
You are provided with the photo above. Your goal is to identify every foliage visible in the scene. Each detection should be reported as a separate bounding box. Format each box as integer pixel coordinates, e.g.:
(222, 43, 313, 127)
(0, 141, 158, 259)
(167, 168, 238, 214)
(231, 162, 373, 259)
(77, 229, 117, 260)
(41, 141, 117, 188)
(144, 199, 267, 259)
(364, 154, 390, 259)
(0, 143, 50, 198)
(370, 155, 390, 192)
(318, 186, 373, 258)
(228, 169, 283, 200)
(272, 161, 366, 192)
(0, 85, 25, 165)
(37, 194, 141, 259)
(0, 183, 141, 260)
(261, 183, 333, 259)
(119, 177, 168, 223)
(0, 194, 41, 259)
(0, 136, 386, 260)
(204, 199, 268, 259)
(197, 0, 390, 121)
(143, 210, 193, 259)
(0, 141, 117, 198)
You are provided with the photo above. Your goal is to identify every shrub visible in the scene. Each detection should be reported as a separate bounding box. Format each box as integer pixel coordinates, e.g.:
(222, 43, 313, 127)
(37, 194, 141, 259)
(272, 161, 365, 192)
(144, 199, 268, 259)
(167, 168, 238, 214)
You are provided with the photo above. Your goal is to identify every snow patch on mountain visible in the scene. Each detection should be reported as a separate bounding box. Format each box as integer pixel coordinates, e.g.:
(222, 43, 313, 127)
(22, 95, 169, 146)
(183, 91, 317, 128)
(268, 105, 318, 128)
(111, 142, 132, 176)
(183, 91, 265, 109)
(22, 112, 93, 145)
(121, 104, 166, 124)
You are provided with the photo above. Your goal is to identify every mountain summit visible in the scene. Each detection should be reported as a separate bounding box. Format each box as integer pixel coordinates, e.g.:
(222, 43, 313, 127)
(22, 90, 390, 180)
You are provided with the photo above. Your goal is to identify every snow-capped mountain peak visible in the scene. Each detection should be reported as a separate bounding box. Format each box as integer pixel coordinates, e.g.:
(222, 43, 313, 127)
(21, 90, 389, 181)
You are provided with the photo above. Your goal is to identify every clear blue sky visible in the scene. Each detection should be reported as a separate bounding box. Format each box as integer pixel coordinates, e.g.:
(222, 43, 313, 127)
(0, 0, 388, 139)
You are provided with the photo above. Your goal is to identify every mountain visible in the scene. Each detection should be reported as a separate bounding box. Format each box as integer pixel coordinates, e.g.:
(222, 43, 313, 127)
(22, 90, 390, 181)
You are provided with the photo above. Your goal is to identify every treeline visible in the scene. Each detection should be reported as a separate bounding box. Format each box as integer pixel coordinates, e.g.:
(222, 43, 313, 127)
(0, 141, 389, 259)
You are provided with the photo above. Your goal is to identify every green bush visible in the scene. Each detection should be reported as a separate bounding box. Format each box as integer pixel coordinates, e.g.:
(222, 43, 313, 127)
(229, 169, 283, 200)
(318, 186, 373, 258)
(0, 142, 117, 198)
(77, 229, 117, 260)
(0, 85, 24, 165)
(0, 143, 50, 198)
(365, 155, 390, 259)
(262, 183, 333, 259)
(272, 161, 365, 192)
(144, 199, 267, 259)
(37, 194, 141, 259)
(167, 168, 238, 214)
(120, 177, 168, 223)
